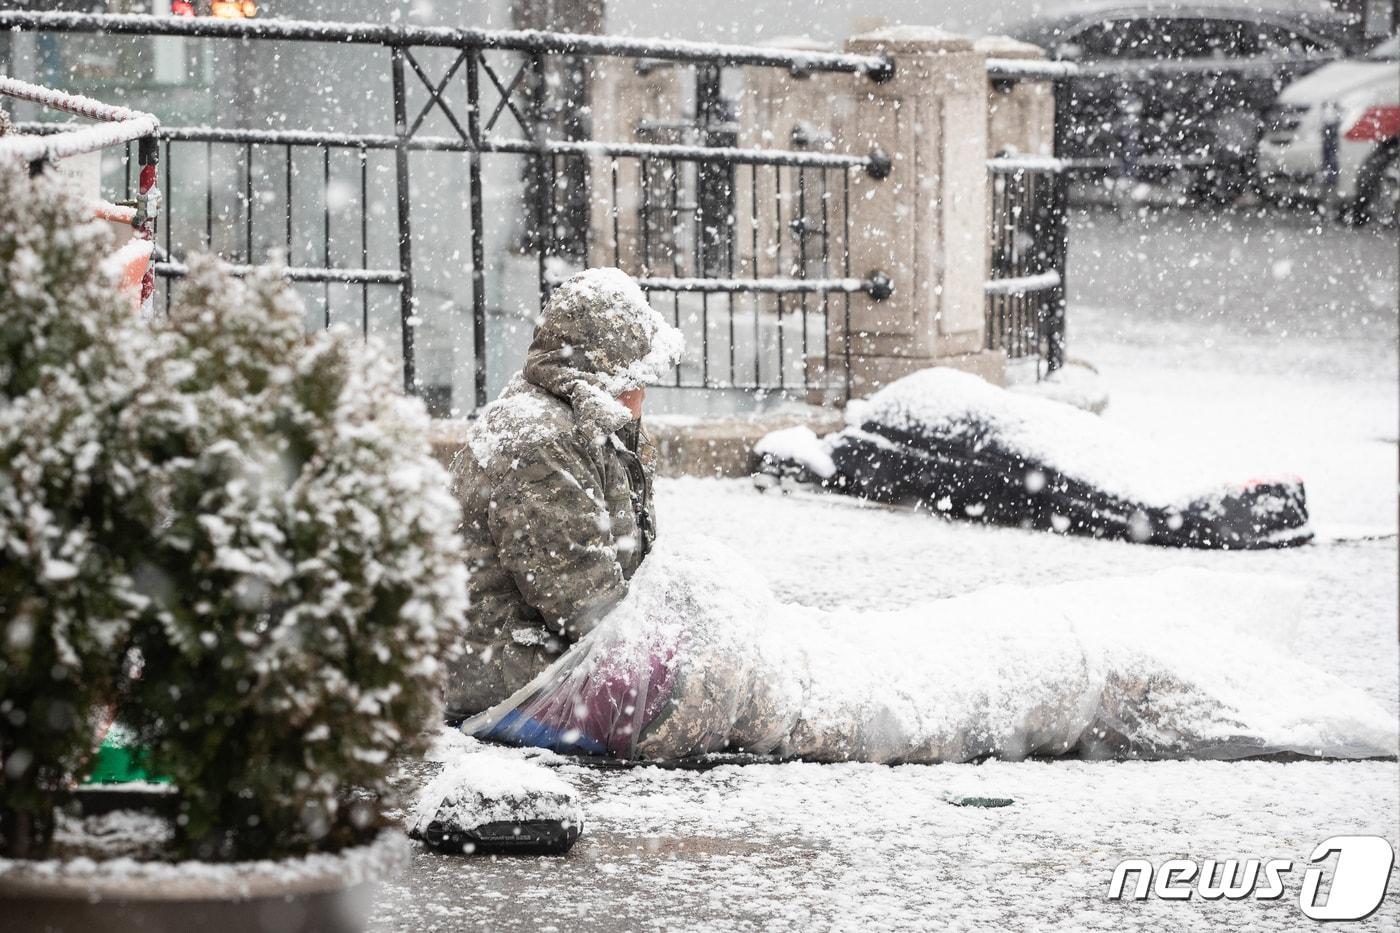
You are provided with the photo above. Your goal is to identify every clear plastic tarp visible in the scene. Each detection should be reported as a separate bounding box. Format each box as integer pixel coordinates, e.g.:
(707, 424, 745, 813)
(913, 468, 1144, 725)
(465, 537, 1395, 764)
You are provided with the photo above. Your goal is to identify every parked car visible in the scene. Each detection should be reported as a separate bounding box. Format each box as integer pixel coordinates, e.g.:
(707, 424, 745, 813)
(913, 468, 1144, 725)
(1008, 0, 1351, 199)
(1256, 34, 1400, 224)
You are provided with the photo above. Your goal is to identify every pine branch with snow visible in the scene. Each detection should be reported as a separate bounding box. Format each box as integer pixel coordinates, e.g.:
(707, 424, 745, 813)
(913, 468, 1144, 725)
(115, 257, 469, 860)
(0, 162, 469, 862)
(0, 166, 152, 859)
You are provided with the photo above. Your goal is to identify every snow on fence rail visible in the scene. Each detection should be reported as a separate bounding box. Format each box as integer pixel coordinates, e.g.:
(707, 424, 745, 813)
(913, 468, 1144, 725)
(152, 259, 406, 286)
(984, 58, 1079, 82)
(980, 60, 1071, 374)
(983, 271, 1060, 296)
(0, 75, 158, 166)
(1, 76, 160, 314)
(986, 155, 1071, 175)
(0, 11, 895, 81)
(608, 275, 871, 296)
(13, 120, 878, 170)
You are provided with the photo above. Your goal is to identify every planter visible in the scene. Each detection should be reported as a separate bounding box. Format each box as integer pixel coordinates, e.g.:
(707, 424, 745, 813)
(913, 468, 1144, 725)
(76, 783, 180, 818)
(0, 828, 407, 933)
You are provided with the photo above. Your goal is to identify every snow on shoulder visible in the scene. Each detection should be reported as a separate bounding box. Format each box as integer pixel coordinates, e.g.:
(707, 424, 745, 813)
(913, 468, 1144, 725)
(465, 375, 570, 469)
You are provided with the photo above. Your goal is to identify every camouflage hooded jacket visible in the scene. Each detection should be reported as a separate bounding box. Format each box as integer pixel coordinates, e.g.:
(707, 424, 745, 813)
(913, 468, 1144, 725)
(445, 269, 683, 719)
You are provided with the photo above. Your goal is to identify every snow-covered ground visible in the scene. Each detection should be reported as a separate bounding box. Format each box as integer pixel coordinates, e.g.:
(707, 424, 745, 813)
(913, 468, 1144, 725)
(371, 207, 1398, 931)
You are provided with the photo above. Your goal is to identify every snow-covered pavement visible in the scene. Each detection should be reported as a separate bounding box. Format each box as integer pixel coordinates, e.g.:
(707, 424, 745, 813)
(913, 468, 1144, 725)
(371, 208, 1398, 931)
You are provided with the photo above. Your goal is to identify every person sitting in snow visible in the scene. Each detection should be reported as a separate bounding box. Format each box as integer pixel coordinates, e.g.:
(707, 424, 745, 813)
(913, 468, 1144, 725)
(444, 268, 682, 720)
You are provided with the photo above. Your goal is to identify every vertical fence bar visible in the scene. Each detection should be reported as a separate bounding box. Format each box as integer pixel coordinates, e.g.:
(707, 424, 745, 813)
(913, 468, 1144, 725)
(244, 142, 253, 264)
(750, 162, 760, 386)
(163, 137, 173, 314)
(537, 150, 554, 299)
(667, 158, 681, 387)
(534, 148, 549, 304)
(466, 48, 489, 409)
(359, 145, 369, 340)
(576, 153, 589, 265)
(672, 290, 682, 388)
(530, 52, 550, 307)
(667, 157, 680, 277)
(796, 165, 809, 388)
(284, 143, 293, 262)
(841, 169, 852, 403)
(700, 291, 709, 386)
(727, 288, 736, 387)
(1013, 171, 1023, 356)
(1046, 76, 1072, 373)
(322, 145, 330, 327)
(987, 173, 998, 351)
(640, 158, 652, 276)
(773, 164, 784, 391)
(819, 167, 831, 383)
(390, 44, 417, 394)
(204, 139, 213, 250)
(609, 157, 621, 266)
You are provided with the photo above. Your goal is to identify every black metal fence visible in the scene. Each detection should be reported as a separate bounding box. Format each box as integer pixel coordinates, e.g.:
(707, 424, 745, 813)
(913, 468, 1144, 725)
(984, 60, 1073, 375)
(0, 11, 894, 410)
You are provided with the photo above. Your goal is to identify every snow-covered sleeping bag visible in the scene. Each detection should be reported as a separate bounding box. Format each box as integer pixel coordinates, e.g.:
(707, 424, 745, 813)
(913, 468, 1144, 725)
(463, 537, 1393, 764)
(753, 368, 1311, 549)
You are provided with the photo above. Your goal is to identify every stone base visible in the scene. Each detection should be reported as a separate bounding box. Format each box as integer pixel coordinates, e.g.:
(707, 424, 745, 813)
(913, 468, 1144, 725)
(429, 408, 846, 480)
(645, 409, 845, 478)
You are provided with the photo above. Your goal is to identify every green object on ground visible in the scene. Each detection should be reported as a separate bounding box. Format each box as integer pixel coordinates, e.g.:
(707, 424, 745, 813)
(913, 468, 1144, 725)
(946, 795, 1014, 808)
(83, 729, 172, 785)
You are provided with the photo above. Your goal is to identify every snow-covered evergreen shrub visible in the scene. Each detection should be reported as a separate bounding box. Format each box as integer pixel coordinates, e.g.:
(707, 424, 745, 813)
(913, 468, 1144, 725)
(0, 166, 149, 858)
(1, 162, 468, 861)
(117, 257, 469, 859)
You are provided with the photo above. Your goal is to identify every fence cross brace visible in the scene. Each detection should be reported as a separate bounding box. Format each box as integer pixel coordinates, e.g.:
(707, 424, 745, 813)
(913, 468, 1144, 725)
(403, 48, 472, 143)
(479, 55, 536, 140)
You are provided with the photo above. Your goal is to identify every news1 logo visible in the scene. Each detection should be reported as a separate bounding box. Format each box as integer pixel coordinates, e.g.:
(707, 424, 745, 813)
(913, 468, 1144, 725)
(1108, 836, 1395, 921)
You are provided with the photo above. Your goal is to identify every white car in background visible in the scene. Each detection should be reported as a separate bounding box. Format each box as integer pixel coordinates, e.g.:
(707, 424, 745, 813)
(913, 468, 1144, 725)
(1257, 35, 1400, 224)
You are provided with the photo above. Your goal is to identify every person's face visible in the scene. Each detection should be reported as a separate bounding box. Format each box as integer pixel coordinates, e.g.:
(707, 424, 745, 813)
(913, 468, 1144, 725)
(617, 387, 645, 419)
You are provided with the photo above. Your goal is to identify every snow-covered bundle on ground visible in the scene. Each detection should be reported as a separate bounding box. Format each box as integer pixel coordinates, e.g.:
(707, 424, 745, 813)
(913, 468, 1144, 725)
(754, 368, 1312, 549)
(467, 536, 1394, 764)
(0, 162, 469, 861)
(409, 741, 583, 855)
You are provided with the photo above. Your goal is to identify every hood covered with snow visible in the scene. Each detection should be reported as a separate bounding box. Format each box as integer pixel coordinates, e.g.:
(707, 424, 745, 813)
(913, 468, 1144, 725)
(522, 268, 683, 439)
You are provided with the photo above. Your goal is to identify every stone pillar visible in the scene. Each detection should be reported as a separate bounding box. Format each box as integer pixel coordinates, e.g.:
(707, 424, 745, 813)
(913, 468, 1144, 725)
(828, 26, 1004, 397)
(977, 36, 1054, 158)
